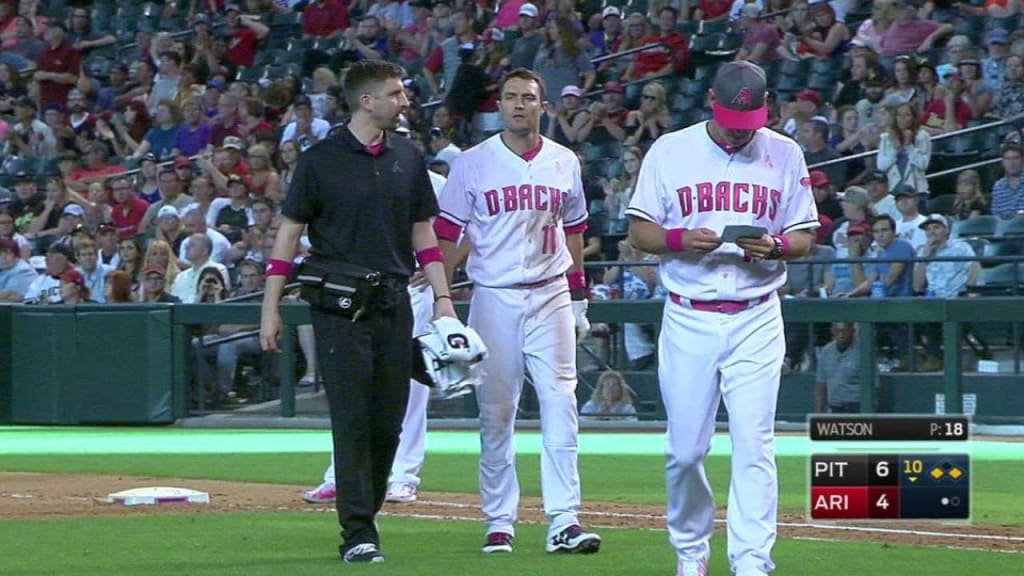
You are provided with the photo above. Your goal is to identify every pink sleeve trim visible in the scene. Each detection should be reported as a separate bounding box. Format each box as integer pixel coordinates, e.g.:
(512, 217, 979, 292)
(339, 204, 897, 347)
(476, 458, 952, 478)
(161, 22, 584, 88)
(563, 221, 588, 235)
(433, 216, 463, 242)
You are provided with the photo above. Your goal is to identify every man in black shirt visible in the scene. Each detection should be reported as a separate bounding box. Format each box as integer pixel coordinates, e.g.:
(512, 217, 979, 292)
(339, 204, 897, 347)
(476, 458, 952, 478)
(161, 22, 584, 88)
(260, 60, 455, 564)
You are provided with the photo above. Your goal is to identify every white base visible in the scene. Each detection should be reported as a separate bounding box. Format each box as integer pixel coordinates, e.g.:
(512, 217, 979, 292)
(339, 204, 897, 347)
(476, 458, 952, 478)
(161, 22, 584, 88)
(106, 487, 210, 506)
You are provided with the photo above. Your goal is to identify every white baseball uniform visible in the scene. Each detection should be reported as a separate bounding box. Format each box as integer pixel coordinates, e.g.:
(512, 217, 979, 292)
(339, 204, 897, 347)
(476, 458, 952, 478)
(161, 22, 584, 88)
(434, 134, 588, 538)
(626, 122, 818, 575)
(320, 170, 448, 491)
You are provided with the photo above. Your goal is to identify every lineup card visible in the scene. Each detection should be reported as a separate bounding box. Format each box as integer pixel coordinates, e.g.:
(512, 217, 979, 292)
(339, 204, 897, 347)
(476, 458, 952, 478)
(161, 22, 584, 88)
(808, 415, 970, 521)
(810, 453, 970, 520)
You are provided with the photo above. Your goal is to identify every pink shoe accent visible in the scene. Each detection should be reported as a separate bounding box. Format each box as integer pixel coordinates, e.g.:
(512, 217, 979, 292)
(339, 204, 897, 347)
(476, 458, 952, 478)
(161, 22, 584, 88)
(302, 482, 336, 503)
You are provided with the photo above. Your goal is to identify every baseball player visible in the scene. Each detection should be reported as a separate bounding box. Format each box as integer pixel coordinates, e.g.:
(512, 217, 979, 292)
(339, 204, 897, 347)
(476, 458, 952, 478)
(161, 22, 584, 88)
(303, 169, 452, 505)
(433, 68, 601, 555)
(626, 61, 818, 576)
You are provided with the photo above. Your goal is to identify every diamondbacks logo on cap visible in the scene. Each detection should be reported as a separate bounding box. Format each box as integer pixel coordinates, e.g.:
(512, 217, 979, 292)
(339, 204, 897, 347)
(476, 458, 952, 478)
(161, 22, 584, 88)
(732, 87, 752, 107)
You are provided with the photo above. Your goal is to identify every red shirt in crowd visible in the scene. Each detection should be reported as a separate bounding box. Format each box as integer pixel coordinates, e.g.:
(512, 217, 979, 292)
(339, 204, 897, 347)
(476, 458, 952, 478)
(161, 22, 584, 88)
(920, 97, 974, 131)
(699, 0, 732, 20)
(109, 197, 150, 240)
(302, 0, 350, 37)
(210, 119, 244, 147)
(225, 27, 260, 67)
(36, 40, 82, 111)
(69, 164, 125, 183)
(631, 32, 689, 78)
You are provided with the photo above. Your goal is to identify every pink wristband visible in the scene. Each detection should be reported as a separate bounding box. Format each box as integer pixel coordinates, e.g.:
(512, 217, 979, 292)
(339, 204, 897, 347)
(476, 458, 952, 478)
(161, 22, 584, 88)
(773, 234, 791, 257)
(567, 270, 587, 291)
(265, 258, 293, 277)
(416, 246, 444, 268)
(665, 228, 688, 252)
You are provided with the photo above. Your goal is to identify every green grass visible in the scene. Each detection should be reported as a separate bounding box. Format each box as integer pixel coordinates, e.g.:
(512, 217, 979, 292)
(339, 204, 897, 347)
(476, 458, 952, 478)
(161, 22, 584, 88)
(2, 453, 1023, 526)
(0, 514, 1019, 576)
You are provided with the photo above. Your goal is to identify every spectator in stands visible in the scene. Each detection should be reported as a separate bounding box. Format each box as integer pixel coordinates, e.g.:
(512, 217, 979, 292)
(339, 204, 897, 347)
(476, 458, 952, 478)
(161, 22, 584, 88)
(534, 15, 595, 103)
(935, 35, 970, 85)
(302, 0, 350, 40)
(546, 84, 590, 148)
(104, 269, 134, 303)
(850, 0, 893, 54)
(7, 171, 43, 228)
(736, 4, 782, 65)
(23, 176, 72, 244)
(57, 267, 90, 303)
(887, 56, 919, 107)
(983, 29, 1010, 91)
(154, 206, 188, 255)
(278, 139, 300, 193)
(108, 175, 150, 240)
(148, 52, 183, 116)
(624, 81, 670, 149)
(578, 81, 628, 157)
(912, 213, 979, 370)
(392, 0, 432, 73)
(68, 140, 125, 186)
(0, 62, 27, 114)
(855, 70, 888, 129)
(280, 94, 331, 151)
(95, 222, 119, 268)
(991, 143, 1024, 219)
(185, 174, 215, 220)
(920, 70, 973, 135)
(424, 8, 477, 97)
(171, 98, 212, 158)
(893, 185, 927, 248)
(826, 220, 869, 296)
(600, 239, 657, 369)
(130, 100, 182, 161)
(506, 4, 543, 71)
(117, 236, 143, 289)
(814, 322, 861, 413)
(179, 208, 232, 266)
(846, 214, 915, 298)
(142, 239, 180, 289)
(74, 239, 111, 303)
(34, 23, 81, 111)
(589, 6, 623, 61)
(140, 168, 193, 235)
(209, 93, 243, 147)
(171, 233, 229, 303)
(238, 98, 273, 147)
(66, 6, 114, 54)
(951, 169, 988, 220)
(958, 57, 994, 118)
(781, 241, 835, 369)
(878, 102, 930, 196)
(141, 264, 180, 303)
(623, 6, 688, 83)
(429, 126, 462, 166)
(782, 89, 821, 139)
(245, 144, 283, 203)
(606, 11, 649, 79)
(879, 0, 951, 58)
(916, 60, 940, 106)
(95, 62, 130, 112)
(993, 55, 1024, 119)
(4, 16, 45, 68)
(0, 209, 30, 258)
(811, 170, 843, 222)
(798, 2, 850, 59)
(25, 241, 75, 304)
(834, 52, 875, 109)
(231, 258, 265, 298)
(6, 96, 57, 160)
(208, 174, 253, 244)
(602, 145, 644, 220)
(864, 170, 900, 220)
(800, 117, 843, 186)
(0, 236, 36, 302)
(581, 370, 637, 422)
(345, 15, 390, 61)
(223, 4, 269, 68)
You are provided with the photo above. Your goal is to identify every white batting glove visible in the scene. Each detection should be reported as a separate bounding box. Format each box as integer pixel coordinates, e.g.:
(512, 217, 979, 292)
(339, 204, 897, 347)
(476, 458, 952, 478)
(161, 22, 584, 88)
(572, 299, 590, 342)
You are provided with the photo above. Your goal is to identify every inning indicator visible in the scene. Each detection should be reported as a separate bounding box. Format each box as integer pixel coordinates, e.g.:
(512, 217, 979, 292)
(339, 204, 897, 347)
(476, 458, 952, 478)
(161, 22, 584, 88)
(809, 454, 970, 520)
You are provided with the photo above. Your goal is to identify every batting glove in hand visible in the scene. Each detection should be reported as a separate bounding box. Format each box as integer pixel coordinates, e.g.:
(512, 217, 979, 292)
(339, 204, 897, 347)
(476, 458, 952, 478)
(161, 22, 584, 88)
(572, 299, 591, 342)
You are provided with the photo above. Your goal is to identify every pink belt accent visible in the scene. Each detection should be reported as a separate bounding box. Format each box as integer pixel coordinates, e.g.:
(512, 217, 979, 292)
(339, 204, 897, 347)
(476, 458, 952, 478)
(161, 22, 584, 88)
(669, 292, 772, 314)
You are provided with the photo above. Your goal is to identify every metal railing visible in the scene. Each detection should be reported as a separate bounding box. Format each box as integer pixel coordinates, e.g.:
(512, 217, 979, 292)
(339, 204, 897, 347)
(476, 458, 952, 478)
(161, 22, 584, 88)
(808, 113, 1024, 172)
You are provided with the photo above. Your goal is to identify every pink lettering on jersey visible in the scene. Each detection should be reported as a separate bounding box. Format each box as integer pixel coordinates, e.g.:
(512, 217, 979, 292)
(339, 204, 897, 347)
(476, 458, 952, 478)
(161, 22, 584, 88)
(751, 185, 768, 219)
(484, 190, 501, 216)
(518, 184, 534, 211)
(677, 186, 693, 216)
(714, 182, 731, 212)
(733, 183, 750, 213)
(504, 186, 519, 212)
(769, 189, 781, 220)
(696, 182, 713, 213)
(535, 185, 549, 211)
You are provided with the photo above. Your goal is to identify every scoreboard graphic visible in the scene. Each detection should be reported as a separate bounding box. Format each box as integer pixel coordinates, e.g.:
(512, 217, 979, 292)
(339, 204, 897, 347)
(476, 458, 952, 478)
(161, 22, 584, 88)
(808, 415, 971, 521)
(810, 453, 970, 520)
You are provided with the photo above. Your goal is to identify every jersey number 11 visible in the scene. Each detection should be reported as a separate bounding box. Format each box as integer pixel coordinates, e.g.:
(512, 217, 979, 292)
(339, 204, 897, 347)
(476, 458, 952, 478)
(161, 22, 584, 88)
(542, 225, 558, 255)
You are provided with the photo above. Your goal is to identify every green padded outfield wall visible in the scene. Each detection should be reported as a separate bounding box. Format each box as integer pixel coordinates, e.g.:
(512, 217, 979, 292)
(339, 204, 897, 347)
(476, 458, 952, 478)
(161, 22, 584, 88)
(0, 304, 12, 423)
(9, 305, 176, 424)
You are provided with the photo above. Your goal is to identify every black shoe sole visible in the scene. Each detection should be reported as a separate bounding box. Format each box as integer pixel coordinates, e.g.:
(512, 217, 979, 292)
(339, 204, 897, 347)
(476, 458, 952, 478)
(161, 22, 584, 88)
(549, 537, 602, 554)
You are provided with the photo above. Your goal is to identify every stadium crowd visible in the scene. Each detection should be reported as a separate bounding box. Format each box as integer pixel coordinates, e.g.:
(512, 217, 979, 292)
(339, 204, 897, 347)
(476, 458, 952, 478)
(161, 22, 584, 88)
(2, 0, 1024, 394)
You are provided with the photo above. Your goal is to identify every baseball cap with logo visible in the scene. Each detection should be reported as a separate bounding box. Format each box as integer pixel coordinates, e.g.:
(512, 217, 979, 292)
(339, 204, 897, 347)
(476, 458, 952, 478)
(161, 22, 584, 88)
(603, 81, 625, 94)
(893, 184, 917, 198)
(711, 61, 768, 131)
(222, 136, 244, 151)
(519, 3, 538, 17)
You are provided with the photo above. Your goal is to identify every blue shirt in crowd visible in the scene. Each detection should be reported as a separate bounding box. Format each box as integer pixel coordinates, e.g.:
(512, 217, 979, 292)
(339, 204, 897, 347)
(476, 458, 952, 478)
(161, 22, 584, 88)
(872, 239, 915, 296)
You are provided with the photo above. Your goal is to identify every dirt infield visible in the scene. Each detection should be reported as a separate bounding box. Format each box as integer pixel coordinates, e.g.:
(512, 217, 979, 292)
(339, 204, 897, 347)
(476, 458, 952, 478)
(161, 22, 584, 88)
(2, 472, 1022, 552)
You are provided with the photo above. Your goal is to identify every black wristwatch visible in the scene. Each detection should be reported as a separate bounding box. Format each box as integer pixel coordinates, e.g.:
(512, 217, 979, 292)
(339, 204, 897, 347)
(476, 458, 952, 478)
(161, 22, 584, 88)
(766, 236, 785, 260)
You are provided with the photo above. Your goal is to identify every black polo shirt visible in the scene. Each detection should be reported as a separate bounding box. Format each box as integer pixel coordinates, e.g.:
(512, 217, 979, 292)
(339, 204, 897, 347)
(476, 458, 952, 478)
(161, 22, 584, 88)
(282, 125, 437, 278)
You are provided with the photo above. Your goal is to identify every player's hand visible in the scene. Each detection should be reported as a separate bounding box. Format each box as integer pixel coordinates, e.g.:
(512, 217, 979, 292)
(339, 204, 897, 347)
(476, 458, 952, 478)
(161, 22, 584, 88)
(410, 270, 428, 288)
(682, 228, 723, 254)
(433, 296, 457, 320)
(572, 299, 590, 343)
(736, 233, 775, 260)
(260, 306, 282, 353)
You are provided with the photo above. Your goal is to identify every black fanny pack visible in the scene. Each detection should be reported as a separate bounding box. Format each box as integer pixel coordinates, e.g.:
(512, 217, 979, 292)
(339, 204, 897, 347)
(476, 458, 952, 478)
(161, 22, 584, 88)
(296, 259, 404, 321)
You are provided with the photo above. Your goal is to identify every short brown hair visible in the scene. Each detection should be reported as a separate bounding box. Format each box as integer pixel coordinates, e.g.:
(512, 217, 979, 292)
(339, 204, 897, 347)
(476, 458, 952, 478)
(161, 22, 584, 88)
(499, 68, 547, 101)
(342, 60, 405, 110)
